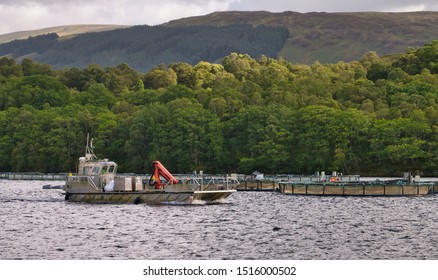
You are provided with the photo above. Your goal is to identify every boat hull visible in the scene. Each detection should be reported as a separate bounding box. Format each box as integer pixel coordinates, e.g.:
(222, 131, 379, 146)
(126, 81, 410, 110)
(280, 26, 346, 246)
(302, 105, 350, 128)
(65, 189, 236, 204)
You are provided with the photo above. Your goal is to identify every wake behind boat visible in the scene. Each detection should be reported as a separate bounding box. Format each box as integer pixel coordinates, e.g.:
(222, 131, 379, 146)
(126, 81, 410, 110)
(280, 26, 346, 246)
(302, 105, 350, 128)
(64, 136, 237, 204)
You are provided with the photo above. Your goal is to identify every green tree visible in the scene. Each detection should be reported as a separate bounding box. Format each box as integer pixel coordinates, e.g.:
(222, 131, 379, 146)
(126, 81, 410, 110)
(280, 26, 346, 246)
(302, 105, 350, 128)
(157, 99, 223, 172)
(169, 62, 197, 88)
(222, 53, 261, 82)
(369, 111, 432, 174)
(77, 83, 116, 108)
(0, 57, 22, 78)
(222, 105, 294, 173)
(143, 66, 177, 89)
(21, 58, 54, 76)
(292, 106, 371, 174)
(193, 61, 224, 89)
(0, 75, 71, 110)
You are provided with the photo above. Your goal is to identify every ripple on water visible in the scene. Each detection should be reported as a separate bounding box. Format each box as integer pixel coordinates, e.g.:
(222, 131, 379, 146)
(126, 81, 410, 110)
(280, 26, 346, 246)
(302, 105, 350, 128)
(1, 180, 438, 259)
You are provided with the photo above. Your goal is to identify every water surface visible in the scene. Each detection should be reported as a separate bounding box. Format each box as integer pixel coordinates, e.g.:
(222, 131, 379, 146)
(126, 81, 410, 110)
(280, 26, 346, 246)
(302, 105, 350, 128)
(1, 180, 437, 259)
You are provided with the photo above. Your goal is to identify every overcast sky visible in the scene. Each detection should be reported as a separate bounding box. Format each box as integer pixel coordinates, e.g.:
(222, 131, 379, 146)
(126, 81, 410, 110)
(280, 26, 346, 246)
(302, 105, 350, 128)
(2, 0, 438, 35)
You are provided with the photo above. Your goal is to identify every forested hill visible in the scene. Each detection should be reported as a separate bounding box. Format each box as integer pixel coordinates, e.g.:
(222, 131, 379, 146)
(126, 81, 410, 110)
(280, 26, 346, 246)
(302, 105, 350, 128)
(1, 42, 438, 176)
(166, 11, 438, 64)
(0, 25, 289, 72)
(1, 11, 438, 71)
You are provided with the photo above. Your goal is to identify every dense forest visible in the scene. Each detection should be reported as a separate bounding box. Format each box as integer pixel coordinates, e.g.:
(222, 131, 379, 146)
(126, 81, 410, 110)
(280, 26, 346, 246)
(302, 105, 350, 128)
(1, 41, 438, 176)
(0, 24, 289, 72)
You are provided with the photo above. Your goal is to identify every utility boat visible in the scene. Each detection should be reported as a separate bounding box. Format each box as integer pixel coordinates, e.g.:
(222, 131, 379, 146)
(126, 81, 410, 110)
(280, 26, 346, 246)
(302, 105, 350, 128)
(64, 137, 237, 204)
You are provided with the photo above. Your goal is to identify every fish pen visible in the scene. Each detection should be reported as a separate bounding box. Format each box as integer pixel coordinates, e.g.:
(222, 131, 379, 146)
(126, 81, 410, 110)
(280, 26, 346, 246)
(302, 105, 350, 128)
(278, 181, 434, 196)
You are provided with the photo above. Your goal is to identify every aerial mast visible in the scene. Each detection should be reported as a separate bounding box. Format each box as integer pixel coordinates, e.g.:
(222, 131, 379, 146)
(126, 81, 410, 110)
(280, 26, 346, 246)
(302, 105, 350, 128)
(85, 133, 96, 161)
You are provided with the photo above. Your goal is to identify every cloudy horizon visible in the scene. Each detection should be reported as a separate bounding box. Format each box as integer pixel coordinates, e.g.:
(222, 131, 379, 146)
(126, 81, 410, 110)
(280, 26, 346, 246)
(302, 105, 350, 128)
(2, 0, 438, 35)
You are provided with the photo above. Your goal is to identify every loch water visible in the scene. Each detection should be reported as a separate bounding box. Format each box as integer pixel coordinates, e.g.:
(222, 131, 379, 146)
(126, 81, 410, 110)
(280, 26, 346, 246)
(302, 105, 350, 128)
(1, 180, 438, 260)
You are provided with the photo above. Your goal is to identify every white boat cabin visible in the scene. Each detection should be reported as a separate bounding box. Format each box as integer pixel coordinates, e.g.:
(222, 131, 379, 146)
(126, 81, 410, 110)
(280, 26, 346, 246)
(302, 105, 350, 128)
(78, 154, 117, 176)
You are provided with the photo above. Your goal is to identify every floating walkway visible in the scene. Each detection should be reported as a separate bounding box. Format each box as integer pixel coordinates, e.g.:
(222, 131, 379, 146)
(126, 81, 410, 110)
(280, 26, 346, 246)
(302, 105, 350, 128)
(277, 181, 434, 196)
(0, 173, 67, 181)
(236, 180, 277, 191)
(236, 174, 361, 192)
(236, 172, 438, 196)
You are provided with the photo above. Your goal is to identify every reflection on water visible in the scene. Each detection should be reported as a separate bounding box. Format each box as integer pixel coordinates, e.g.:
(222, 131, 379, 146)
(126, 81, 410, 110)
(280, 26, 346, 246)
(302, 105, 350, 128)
(1, 180, 437, 260)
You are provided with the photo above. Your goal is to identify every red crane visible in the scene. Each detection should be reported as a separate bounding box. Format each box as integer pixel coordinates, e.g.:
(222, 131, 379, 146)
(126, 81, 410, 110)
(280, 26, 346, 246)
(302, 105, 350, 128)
(149, 161, 179, 189)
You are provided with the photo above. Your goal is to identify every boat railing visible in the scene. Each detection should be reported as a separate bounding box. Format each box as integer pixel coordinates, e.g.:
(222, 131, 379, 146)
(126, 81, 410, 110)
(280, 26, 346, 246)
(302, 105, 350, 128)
(86, 176, 100, 191)
(68, 175, 100, 191)
(171, 175, 239, 191)
(201, 175, 239, 190)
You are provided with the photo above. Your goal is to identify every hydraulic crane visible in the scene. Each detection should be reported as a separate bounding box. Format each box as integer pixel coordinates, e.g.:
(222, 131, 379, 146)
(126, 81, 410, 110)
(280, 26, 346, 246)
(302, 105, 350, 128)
(149, 160, 179, 189)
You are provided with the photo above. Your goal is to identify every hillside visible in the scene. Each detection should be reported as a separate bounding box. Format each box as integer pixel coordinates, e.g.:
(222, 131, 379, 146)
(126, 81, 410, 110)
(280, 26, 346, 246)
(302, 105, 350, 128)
(166, 11, 438, 64)
(0, 24, 128, 44)
(1, 11, 438, 70)
(0, 24, 289, 71)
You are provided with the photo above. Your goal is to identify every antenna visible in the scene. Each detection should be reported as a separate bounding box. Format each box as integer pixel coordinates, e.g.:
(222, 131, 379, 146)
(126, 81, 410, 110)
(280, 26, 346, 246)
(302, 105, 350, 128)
(85, 133, 97, 160)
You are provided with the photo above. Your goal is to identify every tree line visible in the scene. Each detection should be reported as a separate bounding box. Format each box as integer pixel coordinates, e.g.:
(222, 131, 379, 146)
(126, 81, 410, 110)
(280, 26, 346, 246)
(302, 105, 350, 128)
(1, 42, 438, 176)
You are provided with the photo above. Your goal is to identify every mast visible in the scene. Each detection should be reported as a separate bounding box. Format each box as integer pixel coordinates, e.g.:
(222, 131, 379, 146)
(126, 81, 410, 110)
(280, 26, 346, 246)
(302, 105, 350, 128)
(85, 133, 97, 161)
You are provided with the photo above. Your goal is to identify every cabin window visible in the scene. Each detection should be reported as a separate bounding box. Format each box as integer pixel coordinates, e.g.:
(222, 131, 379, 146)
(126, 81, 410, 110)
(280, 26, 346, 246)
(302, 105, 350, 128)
(108, 165, 115, 173)
(92, 167, 100, 174)
(83, 167, 92, 175)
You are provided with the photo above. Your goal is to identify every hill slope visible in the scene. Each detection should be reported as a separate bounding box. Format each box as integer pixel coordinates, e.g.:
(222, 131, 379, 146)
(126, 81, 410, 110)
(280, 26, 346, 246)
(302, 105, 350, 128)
(0, 24, 289, 71)
(1, 11, 438, 70)
(166, 11, 438, 64)
(0, 24, 129, 44)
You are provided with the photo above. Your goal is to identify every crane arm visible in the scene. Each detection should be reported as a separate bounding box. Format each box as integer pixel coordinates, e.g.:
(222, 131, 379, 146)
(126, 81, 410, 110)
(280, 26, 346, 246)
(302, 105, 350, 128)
(150, 161, 179, 188)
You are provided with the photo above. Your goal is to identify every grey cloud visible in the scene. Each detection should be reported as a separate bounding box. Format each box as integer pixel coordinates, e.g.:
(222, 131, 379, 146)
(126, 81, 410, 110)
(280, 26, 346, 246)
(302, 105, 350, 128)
(0, 0, 234, 34)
